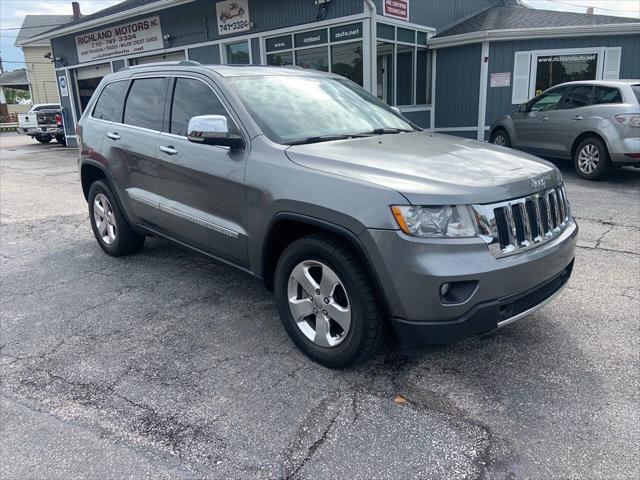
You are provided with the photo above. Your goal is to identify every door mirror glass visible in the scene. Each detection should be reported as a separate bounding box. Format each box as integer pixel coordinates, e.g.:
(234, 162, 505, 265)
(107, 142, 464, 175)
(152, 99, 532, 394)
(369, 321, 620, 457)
(187, 115, 244, 149)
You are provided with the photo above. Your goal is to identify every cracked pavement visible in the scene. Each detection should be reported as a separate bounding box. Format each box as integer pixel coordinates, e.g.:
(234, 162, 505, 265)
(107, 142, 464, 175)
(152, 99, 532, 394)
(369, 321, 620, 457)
(1, 132, 638, 479)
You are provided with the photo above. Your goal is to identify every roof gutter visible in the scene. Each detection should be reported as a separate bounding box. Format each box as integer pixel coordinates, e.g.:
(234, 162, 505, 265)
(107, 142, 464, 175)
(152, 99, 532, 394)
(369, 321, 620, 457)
(429, 22, 640, 48)
(21, 0, 195, 46)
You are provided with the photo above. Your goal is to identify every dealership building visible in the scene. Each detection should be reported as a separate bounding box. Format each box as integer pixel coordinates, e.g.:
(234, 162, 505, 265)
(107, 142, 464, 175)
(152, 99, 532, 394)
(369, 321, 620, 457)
(21, 0, 640, 147)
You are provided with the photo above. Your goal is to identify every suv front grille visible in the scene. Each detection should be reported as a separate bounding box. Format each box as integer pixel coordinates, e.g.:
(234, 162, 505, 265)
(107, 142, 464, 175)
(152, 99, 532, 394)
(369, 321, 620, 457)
(472, 185, 571, 258)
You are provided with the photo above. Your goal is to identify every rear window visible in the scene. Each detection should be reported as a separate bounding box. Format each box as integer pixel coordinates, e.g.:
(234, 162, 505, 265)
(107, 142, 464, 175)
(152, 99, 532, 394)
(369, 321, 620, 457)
(632, 85, 640, 104)
(93, 81, 128, 122)
(593, 86, 622, 105)
(123, 78, 167, 131)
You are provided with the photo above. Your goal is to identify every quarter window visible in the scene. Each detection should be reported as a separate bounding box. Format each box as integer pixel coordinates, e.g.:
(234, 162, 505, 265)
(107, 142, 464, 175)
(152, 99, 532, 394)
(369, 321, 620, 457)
(593, 86, 622, 104)
(93, 81, 127, 122)
(123, 78, 167, 131)
(169, 78, 229, 136)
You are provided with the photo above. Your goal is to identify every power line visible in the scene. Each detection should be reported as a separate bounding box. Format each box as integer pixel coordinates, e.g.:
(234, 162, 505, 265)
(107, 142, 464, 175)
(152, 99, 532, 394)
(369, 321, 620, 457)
(0, 23, 69, 31)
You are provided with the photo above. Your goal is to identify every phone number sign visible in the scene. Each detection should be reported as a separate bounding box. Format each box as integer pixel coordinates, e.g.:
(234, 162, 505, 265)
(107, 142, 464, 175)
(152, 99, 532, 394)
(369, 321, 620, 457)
(216, 0, 251, 36)
(75, 16, 163, 63)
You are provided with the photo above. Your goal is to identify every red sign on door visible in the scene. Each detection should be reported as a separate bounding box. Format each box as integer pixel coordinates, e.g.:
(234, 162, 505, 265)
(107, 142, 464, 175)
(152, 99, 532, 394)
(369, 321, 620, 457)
(384, 0, 409, 21)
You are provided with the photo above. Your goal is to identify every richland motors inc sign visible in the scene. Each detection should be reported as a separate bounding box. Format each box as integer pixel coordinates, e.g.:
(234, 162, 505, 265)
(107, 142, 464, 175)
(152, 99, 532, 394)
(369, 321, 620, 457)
(75, 16, 163, 63)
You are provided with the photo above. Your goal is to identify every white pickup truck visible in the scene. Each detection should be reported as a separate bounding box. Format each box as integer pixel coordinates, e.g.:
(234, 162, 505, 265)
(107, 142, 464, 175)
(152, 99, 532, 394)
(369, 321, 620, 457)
(18, 103, 66, 146)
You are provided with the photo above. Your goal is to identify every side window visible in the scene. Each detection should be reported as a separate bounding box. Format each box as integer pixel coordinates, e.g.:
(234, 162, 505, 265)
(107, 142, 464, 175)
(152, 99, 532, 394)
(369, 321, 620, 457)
(169, 78, 230, 136)
(529, 86, 569, 112)
(593, 86, 622, 105)
(93, 81, 128, 122)
(123, 78, 167, 131)
(558, 85, 592, 110)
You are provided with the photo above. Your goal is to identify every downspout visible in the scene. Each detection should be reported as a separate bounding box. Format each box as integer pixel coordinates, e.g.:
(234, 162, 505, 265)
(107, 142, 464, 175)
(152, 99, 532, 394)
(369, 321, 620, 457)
(364, 0, 377, 96)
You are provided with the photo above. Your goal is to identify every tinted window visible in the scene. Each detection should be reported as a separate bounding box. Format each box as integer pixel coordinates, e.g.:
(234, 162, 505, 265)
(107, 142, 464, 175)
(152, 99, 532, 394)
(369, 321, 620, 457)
(559, 85, 592, 109)
(529, 86, 569, 112)
(123, 78, 167, 130)
(93, 81, 128, 122)
(632, 85, 640, 104)
(593, 86, 622, 104)
(170, 78, 229, 136)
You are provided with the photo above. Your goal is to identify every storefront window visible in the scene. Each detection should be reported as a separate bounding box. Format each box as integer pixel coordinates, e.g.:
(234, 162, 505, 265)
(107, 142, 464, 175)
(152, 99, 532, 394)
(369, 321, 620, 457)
(226, 41, 250, 64)
(416, 48, 430, 105)
(295, 47, 328, 72)
(267, 52, 293, 66)
(396, 44, 413, 106)
(331, 42, 363, 86)
(535, 53, 597, 96)
(376, 42, 394, 105)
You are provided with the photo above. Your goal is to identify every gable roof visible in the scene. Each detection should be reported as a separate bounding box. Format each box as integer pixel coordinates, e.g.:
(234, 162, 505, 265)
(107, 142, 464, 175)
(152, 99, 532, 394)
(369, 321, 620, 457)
(0, 69, 28, 87)
(436, 5, 639, 38)
(15, 15, 74, 46)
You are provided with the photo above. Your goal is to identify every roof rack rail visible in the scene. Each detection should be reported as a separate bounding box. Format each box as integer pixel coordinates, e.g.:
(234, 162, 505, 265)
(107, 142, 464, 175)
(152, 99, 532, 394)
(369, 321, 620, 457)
(120, 60, 201, 71)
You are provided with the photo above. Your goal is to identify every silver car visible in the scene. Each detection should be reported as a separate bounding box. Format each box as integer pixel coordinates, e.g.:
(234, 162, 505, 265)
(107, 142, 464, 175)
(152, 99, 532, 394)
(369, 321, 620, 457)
(490, 80, 640, 180)
(77, 63, 577, 367)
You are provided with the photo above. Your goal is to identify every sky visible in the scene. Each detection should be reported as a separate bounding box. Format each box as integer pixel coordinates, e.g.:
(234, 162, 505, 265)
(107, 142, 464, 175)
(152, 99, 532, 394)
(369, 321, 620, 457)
(1, 0, 639, 72)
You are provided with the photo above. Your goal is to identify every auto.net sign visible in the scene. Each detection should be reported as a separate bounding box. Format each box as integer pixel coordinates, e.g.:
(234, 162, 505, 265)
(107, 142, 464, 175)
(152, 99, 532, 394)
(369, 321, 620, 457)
(384, 0, 409, 21)
(75, 16, 163, 63)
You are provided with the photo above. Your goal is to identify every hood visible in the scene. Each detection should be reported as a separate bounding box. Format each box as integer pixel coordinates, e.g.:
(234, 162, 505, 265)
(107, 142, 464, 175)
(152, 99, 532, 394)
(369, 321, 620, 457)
(285, 132, 561, 205)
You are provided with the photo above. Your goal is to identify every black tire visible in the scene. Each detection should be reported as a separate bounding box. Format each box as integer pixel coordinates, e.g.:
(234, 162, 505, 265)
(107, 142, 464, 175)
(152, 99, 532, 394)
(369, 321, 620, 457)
(55, 135, 66, 146)
(573, 136, 611, 181)
(88, 180, 145, 256)
(274, 233, 384, 368)
(490, 128, 510, 147)
(35, 136, 52, 143)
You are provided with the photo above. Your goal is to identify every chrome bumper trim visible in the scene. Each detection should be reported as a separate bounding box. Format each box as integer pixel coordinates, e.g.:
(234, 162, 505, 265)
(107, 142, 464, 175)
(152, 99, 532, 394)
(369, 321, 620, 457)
(497, 281, 568, 328)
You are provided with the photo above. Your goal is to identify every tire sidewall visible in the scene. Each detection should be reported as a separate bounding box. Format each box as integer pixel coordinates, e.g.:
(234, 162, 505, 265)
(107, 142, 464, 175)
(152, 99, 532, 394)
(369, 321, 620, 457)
(274, 240, 371, 368)
(574, 137, 609, 180)
(491, 129, 510, 147)
(88, 180, 124, 255)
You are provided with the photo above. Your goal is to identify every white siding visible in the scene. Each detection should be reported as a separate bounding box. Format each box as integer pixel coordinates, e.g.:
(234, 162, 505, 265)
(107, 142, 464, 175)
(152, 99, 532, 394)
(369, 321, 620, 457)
(23, 46, 59, 104)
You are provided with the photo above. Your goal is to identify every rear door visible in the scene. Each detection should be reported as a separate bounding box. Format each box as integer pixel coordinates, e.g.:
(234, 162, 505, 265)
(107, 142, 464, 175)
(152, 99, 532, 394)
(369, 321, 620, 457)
(102, 76, 168, 226)
(150, 75, 249, 267)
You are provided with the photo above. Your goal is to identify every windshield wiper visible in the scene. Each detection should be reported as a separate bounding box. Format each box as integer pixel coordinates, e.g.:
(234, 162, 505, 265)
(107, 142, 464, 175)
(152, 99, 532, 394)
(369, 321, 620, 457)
(285, 134, 367, 146)
(359, 127, 413, 135)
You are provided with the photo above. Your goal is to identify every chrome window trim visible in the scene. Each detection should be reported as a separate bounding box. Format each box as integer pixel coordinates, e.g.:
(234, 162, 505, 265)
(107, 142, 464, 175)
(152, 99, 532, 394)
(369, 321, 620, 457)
(472, 184, 571, 259)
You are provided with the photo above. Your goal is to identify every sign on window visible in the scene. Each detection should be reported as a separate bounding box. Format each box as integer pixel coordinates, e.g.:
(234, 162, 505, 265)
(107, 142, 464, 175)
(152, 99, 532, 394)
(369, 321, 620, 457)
(216, 0, 250, 36)
(384, 0, 409, 21)
(75, 16, 163, 63)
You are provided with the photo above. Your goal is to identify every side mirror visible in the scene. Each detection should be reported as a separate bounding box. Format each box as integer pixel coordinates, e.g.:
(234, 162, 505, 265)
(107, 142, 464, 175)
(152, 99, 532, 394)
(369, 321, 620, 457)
(391, 106, 402, 115)
(187, 115, 244, 149)
(518, 103, 528, 113)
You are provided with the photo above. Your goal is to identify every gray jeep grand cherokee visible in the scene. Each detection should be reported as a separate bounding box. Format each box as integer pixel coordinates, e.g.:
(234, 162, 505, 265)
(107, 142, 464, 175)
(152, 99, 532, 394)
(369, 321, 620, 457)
(78, 62, 577, 368)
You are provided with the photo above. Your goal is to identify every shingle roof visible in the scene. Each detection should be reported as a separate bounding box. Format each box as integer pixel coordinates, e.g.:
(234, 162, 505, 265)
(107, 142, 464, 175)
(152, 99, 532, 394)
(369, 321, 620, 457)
(436, 5, 639, 37)
(0, 69, 29, 87)
(15, 15, 74, 46)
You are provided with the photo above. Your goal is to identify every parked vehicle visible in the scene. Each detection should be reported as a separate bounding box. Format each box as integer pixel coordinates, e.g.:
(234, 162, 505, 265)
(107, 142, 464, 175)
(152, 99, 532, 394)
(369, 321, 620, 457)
(17, 103, 66, 146)
(77, 62, 577, 367)
(490, 80, 640, 180)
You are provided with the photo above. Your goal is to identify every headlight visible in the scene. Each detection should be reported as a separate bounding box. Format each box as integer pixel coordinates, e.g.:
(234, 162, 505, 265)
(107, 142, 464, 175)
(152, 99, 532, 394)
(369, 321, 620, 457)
(391, 205, 477, 238)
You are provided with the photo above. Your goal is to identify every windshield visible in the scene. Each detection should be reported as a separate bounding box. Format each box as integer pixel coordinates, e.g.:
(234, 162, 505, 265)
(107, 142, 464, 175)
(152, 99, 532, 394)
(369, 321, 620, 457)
(227, 75, 416, 144)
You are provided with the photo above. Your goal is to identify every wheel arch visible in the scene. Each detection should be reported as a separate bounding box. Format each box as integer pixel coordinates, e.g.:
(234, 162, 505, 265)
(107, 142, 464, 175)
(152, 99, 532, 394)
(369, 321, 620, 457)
(80, 161, 108, 201)
(261, 213, 392, 316)
(571, 131, 610, 159)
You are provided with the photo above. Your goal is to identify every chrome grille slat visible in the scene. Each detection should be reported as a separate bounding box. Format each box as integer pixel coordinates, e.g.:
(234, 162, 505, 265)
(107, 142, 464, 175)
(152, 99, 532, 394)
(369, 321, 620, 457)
(472, 184, 571, 258)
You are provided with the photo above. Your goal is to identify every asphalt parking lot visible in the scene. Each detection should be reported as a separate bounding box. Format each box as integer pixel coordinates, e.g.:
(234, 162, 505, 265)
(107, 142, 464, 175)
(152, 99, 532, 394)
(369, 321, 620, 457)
(1, 131, 638, 479)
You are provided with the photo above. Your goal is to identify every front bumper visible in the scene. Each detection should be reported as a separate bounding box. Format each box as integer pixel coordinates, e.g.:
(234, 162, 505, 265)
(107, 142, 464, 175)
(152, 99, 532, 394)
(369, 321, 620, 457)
(359, 218, 577, 345)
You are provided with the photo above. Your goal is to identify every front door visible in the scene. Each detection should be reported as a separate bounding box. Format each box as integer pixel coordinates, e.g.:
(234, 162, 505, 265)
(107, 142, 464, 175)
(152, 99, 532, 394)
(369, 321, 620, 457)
(513, 85, 569, 152)
(545, 84, 593, 156)
(152, 75, 248, 267)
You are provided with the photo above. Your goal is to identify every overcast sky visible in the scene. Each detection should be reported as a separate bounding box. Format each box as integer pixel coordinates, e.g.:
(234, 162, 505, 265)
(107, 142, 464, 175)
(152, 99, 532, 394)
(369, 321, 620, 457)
(1, 0, 639, 72)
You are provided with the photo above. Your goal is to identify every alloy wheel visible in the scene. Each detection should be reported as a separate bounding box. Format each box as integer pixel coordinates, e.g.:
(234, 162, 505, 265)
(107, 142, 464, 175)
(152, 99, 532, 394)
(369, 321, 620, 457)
(287, 260, 351, 348)
(93, 193, 117, 245)
(577, 144, 600, 174)
(493, 133, 506, 146)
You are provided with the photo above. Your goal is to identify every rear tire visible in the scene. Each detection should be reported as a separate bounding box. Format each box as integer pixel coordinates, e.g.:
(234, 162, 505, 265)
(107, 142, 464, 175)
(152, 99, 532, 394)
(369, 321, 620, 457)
(35, 135, 52, 143)
(55, 135, 66, 146)
(574, 136, 610, 181)
(490, 128, 510, 147)
(88, 180, 145, 256)
(274, 233, 384, 368)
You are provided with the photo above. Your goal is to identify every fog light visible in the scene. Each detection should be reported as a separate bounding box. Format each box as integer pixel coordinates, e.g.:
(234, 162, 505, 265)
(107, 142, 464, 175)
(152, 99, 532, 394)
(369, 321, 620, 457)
(440, 280, 478, 305)
(440, 283, 451, 297)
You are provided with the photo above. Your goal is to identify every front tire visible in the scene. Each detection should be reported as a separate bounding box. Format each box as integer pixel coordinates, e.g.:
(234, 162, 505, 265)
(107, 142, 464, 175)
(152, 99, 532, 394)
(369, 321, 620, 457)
(35, 135, 52, 143)
(274, 234, 384, 368)
(490, 128, 510, 147)
(88, 180, 145, 256)
(574, 137, 610, 180)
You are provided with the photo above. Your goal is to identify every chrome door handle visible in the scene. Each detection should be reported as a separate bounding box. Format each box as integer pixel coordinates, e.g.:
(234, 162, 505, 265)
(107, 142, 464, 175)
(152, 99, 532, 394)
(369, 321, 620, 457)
(572, 115, 583, 121)
(159, 145, 178, 155)
(106, 132, 120, 140)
